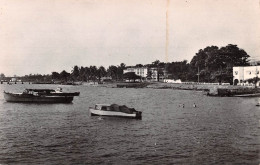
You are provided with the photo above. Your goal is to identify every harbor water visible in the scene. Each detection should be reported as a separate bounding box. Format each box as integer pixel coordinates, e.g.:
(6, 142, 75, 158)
(0, 84, 259, 164)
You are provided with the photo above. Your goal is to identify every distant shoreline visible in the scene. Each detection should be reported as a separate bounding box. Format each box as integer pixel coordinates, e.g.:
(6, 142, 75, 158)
(2, 81, 259, 96)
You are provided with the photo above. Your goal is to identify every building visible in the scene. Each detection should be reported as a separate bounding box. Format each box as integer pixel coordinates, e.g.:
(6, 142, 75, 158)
(233, 66, 260, 86)
(123, 67, 166, 81)
(11, 77, 17, 82)
(149, 67, 165, 81)
(123, 67, 148, 81)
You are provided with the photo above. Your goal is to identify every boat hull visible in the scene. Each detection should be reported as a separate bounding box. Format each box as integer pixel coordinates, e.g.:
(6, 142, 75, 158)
(89, 108, 142, 119)
(232, 93, 260, 97)
(49, 92, 80, 96)
(4, 92, 73, 103)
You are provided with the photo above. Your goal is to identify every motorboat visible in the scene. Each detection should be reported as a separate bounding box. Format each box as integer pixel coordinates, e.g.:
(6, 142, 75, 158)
(89, 104, 142, 119)
(26, 88, 80, 96)
(232, 93, 260, 97)
(3, 88, 80, 103)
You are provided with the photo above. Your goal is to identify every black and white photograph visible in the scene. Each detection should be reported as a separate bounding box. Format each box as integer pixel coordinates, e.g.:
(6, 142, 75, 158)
(0, 0, 259, 164)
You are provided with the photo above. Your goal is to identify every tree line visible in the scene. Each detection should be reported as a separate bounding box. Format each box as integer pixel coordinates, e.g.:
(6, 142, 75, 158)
(1, 44, 252, 84)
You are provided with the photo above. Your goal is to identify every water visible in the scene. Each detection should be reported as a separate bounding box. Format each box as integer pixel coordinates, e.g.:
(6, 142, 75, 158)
(0, 84, 259, 164)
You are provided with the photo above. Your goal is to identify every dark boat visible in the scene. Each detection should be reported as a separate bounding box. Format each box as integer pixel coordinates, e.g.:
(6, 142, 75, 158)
(233, 93, 260, 97)
(24, 88, 80, 96)
(3, 88, 80, 103)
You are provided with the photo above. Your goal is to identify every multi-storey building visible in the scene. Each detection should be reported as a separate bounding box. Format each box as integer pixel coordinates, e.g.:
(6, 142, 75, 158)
(123, 67, 166, 81)
(233, 66, 260, 86)
(123, 67, 148, 80)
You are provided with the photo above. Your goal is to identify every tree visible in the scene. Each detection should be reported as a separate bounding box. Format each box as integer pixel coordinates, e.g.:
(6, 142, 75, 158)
(219, 44, 250, 67)
(107, 65, 118, 80)
(0, 73, 5, 80)
(51, 72, 60, 80)
(79, 66, 85, 81)
(166, 60, 190, 81)
(190, 44, 250, 83)
(123, 72, 141, 82)
(60, 70, 70, 81)
(71, 65, 80, 81)
(146, 70, 153, 80)
(135, 64, 143, 67)
(97, 66, 107, 82)
(152, 60, 160, 67)
(84, 67, 91, 82)
(117, 63, 126, 80)
(89, 65, 98, 82)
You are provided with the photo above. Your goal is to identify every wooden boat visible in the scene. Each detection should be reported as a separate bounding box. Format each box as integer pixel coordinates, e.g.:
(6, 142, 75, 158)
(89, 104, 142, 119)
(24, 88, 80, 96)
(3, 88, 79, 103)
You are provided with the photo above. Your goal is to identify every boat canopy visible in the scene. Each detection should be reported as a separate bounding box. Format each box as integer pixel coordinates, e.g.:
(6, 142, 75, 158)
(26, 89, 56, 92)
(95, 104, 137, 114)
(23, 89, 55, 94)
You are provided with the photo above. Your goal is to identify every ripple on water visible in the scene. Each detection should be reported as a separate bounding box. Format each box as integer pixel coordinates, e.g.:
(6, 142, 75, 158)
(0, 85, 259, 164)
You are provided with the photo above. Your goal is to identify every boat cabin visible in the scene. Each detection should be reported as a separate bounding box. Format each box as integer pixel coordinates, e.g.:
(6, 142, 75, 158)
(23, 89, 55, 95)
(95, 104, 111, 111)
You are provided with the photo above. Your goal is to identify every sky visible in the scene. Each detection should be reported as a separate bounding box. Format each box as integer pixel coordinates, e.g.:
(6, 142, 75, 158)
(0, 0, 260, 76)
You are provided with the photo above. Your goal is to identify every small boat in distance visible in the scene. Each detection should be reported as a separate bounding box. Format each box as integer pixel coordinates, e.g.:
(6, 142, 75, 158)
(4, 88, 80, 103)
(89, 104, 142, 119)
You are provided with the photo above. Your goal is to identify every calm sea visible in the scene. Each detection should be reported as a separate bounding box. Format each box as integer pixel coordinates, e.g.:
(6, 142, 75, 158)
(0, 84, 259, 164)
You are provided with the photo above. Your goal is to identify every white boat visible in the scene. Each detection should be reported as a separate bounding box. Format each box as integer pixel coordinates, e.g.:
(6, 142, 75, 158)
(89, 104, 142, 119)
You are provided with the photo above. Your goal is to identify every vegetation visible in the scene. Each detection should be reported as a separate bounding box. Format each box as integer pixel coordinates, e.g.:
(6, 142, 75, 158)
(123, 72, 141, 82)
(189, 44, 250, 84)
(1, 44, 251, 84)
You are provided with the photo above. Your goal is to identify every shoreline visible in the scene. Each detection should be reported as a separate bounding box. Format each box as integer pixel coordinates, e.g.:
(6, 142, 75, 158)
(100, 82, 260, 96)
(3, 81, 259, 96)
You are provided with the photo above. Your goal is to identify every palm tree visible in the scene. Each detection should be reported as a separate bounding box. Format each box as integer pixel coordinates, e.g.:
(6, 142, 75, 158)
(79, 66, 86, 81)
(97, 66, 107, 82)
(89, 66, 98, 82)
(71, 65, 80, 81)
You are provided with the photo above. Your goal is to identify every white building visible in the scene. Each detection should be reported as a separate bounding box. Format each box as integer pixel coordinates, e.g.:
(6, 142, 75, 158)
(123, 67, 166, 81)
(123, 67, 148, 80)
(11, 78, 17, 82)
(233, 66, 260, 86)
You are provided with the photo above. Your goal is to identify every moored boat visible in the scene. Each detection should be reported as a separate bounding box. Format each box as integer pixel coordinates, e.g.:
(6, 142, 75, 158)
(89, 104, 142, 119)
(24, 88, 80, 96)
(3, 88, 79, 103)
(232, 93, 260, 97)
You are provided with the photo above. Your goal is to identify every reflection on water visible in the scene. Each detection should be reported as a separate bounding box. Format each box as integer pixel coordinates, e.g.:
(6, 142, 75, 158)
(0, 84, 259, 164)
